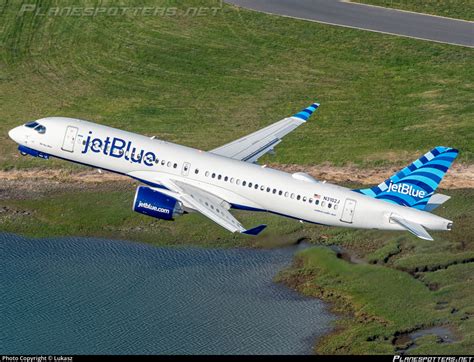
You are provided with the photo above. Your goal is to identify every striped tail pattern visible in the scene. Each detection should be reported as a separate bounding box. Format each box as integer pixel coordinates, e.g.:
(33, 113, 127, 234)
(354, 146, 459, 210)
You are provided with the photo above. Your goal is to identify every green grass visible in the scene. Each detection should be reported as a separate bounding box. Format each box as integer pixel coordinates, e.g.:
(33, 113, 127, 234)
(278, 247, 443, 354)
(0, 0, 473, 172)
(366, 238, 400, 264)
(278, 245, 474, 354)
(351, 0, 474, 21)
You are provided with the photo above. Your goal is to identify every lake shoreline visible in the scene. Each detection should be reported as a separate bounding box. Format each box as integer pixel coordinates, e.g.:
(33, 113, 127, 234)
(1, 232, 336, 355)
(1, 177, 472, 354)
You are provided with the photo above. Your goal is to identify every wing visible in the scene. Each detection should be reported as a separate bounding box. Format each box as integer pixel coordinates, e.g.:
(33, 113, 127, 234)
(171, 180, 266, 235)
(210, 103, 320, 163)
(390, 214, 434, 241)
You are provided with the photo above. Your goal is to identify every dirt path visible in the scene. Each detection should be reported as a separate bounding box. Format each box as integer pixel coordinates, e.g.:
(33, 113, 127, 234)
(271, 163, 474, 189)
(0, 163, 472, 200)
(0, 169, 133, 200)
(1, 164, 473, 187)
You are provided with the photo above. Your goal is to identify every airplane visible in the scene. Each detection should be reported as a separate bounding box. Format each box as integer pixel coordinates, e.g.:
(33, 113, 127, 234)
(8, 103, 458, 240)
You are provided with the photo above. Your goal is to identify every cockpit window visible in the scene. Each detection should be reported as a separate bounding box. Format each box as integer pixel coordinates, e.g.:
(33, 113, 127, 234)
(25, 121, 39, 128)
(35, 125, 46, 134)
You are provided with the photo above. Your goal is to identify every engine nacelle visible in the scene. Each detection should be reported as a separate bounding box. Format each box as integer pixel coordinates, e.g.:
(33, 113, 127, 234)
(133, 186, 183, 221)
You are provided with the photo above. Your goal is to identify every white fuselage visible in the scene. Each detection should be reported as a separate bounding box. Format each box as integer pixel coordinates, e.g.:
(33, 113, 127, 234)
(8, 117, 452, 233)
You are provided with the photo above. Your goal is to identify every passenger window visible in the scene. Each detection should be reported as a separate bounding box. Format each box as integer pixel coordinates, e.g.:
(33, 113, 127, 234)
(260, 185, 264, 191)
(248, 182, 252, 188)
(328, 203, 332, 208)
(167, 161, 171, 167)
(218, 175, 222, 180)
(315, 200, 320, 205)
(236, 179, 241, 185)
(309, 198, 313, 203)
(303, 196, 307, 202)
(230, 178, 235, 183)
(297, 195, 301, 200)
(272, 189, 277, 194)
(212, 173, 216, 178)
(205, 171, 210, 177)
(285, 192, 289, 197)
(321, 201, 326, 207)
(334, 204, 338, 210)
(291, 193, 295, 199)
(224, 176, 228, 182)
(278, 190, 282, 196)
(174, 163, 178, 169)
(161, 160, 165, 165)
(266, 187, 270, 192)
(195, 169, 199, 174)
(243, 181, 246, 186)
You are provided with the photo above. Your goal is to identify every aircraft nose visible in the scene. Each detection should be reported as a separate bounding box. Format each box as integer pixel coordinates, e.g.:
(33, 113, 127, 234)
(8, 126, 21, 143)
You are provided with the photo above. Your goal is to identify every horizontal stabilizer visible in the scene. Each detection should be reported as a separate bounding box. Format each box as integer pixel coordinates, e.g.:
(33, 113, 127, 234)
(424, 193, 451, 212)
(390, 214, 433, 241)
(242, 224, 267, 236)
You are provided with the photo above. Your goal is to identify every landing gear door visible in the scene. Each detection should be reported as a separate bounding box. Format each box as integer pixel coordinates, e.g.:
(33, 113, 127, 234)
(62, 126, 78, 153)
(340, 198, 357, 223)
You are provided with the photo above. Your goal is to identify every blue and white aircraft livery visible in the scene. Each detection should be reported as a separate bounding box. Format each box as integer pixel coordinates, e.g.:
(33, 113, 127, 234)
(8, 103, 458, 240)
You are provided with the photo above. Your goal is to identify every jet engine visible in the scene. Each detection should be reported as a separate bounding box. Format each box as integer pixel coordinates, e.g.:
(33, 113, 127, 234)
(133, 186, 184, 221)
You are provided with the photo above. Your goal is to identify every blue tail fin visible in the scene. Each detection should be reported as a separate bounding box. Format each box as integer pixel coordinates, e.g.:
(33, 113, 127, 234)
(354, 147, 458, 210)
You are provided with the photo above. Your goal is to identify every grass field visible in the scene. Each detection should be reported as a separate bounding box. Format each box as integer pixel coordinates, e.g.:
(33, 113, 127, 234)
(0, 0, 473, 171)
(352, 0, 474, 21)
(1, 0, 473, 355)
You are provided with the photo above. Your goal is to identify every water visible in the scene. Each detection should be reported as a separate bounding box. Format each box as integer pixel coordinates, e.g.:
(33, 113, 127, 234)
(0, 233, 335, 355)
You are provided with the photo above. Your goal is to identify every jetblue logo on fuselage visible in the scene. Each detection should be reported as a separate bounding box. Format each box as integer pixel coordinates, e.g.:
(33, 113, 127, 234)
(138, 201, 170, 214)
(82, 132, 156, 166)
(387, 182, 426, 198)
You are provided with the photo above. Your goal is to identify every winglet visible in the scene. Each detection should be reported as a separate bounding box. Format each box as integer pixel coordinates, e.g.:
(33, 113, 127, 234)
(242, 224, 267, 236)
(292, 102, 320, 121)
